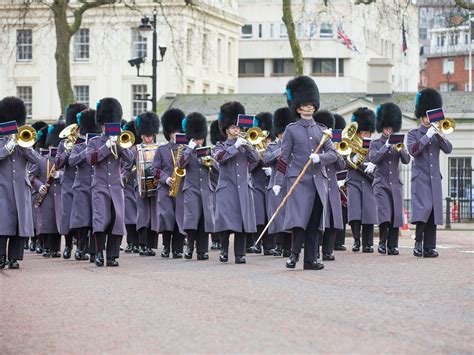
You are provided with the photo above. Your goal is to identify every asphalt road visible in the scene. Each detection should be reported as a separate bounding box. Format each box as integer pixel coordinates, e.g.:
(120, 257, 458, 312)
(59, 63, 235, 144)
(1, 230, 473, 354)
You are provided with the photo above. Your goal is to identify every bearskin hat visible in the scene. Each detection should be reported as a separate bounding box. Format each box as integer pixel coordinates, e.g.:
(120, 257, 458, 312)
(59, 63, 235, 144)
(334, 114, 346, 130)
(0, 96, 27, 126)
(136, 111, 160, 137)
(36, 126, 49, 150)
(65, 103, 87, 126)
(255, 111, 275, 140)
(96, 98, 123, 125)
(184, 112, 208, 141)
(218, 101, 245, 137)
(210, 119, 225, 145)
(285, 76, 320, 118)
(376, 103, 402, 133)
(161, 108, 185, 141)
(31, 120, 48, 133)
(314, 110, 335, 129)
(122, 119, 142, 145)
(415, 88, 443, 119)
(78, 109, 101, 135)
(46, 121, 65, 148)
(273, 107, 295, 135)
(352, 107, 375, 133)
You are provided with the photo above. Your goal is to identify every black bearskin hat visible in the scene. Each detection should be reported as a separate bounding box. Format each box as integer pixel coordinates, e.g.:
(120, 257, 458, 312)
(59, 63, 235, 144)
(255, 112, 274, 140)
(285, 76, 320, 118)
(415, 88, 443, 119)
(36, 126, 49, 150)
(65, 103, 87, 126)
(314, 110, 335, 129)
(96, 98, 123, 125)
(46, 121, 65, 148)
(32, 120, 48, 132)
(0, 96, 26, 126)
(161, 108, 185, 141)
(273, 107, 295, 135)
(136, 112, 160, 137)
(376, 103, 402, 133)
(210, 119, 225, 145)
(122, 119, 142, 145)
(218, 101, 245, 137)
(352, 107, 375, 133)
(78, 109, 101, 135)
(184, 112, 208, 141)
(334, 114, 346, 130)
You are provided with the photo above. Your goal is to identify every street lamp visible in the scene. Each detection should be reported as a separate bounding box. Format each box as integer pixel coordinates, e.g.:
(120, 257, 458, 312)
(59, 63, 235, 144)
(128, 8, 167, 112)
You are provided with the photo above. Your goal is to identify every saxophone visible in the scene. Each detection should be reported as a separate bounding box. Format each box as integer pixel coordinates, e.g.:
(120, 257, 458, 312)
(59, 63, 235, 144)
(168, 145, 186, 198)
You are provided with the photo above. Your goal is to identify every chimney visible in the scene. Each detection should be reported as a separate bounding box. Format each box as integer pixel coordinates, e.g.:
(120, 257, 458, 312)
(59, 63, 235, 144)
(367, 58, 393, 95)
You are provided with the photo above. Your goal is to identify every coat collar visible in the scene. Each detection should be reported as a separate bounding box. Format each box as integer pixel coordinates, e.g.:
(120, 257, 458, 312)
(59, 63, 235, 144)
(225, 138, 237, 145)
(297, 118, 315, 127)
(380, 135, 389, 143)
(419, 124, 429, 133)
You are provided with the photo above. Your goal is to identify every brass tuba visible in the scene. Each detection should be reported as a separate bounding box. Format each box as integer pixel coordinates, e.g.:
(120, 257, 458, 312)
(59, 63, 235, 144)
(17, 125, 37, 148)
(342, 122, 367, 170)
(169, 144, 186, 198)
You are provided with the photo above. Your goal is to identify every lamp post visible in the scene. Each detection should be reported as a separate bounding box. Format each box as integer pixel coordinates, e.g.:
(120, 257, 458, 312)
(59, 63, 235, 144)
(128, 9, 167, 113)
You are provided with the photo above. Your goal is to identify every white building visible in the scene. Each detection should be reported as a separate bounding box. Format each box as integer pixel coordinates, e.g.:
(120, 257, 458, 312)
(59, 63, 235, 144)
(0, 0, 243, 121)
(237, 0, 420, 94)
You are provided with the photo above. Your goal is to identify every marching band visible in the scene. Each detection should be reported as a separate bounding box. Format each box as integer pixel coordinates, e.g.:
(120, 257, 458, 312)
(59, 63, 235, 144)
(0, 77, 454, 270)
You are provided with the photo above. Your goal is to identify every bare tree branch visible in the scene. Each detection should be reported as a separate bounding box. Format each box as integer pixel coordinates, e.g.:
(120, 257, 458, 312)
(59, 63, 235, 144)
(455, 0, 474, 11)
(70, 0, 118, 35)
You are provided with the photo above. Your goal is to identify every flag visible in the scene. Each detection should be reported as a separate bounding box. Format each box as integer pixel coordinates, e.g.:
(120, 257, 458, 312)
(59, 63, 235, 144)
(331, 129, 342, 143)
(402, 21, 408, 56)
(337, 27, 358, 52)
(362, 138, 371, 149)
(104, 123, 121, 136)
(389, 134, 405, 145)
(196, 146, 212, 158)
(175, 133, 188, 145)
(237, 114, 255, 129)
(0, 120, 19, 135)
(426, 108, 445, 123)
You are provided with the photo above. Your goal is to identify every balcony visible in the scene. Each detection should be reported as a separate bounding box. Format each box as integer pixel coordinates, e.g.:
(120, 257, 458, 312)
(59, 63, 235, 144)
(428, 44, 472, 57)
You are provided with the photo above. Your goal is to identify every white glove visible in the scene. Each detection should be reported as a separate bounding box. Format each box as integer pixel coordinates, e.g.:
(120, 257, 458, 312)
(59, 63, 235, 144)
(166, 177, 173, 187)
(39, 185, 47, 194)
(234, 137, 246, 148)
(309, 153, 320, 164)
(51, 171, 60, 179)
(385, 138, 391, 147)
(364, 162, 376, 174)
(5, 137, 17, 152)
(272, 185, 281, 196)
(106, 139, 112, 148)
(426, 126, 437, 139)
(351, 154, 360, 164)
(110, 135, 118, 142)
(262, 167, 272, 177)
(187, 139, 197, 150)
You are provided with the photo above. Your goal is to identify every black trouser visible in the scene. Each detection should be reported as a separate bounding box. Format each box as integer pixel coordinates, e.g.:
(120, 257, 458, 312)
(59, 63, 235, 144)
(36, 235, 45, 249)
(350, 220, 374, 247)
(138, 227, 158, 249)
(46, 233, 61, 252)
(335, 205, 348, 246)
(185, 214, 209, 254)
(95, 204, 121, 258)
(379, 222, 399, 248)
(75, 227, 90, 251)
(211, 233, 221, 243)
(0, 236, 25, 260)
(322, 228, 337, 255)
(221, 232, 247, 257)
(274, 232, 291, 250)
(291, 192, 323, 262)
(415, 209, 437, 250)
(248, 224, 274, 250)
(88, 233, 97, 255)
(162, 223, 184, 253)
(126, 224, 139, 246)
(64, 232, 74, 249)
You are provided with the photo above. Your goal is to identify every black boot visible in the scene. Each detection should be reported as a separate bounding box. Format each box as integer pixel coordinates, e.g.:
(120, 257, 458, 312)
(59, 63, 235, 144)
(0, 255, 6, 269)
(139, 245, 148, 256)
(75, 250, 89, 261)
(271, 245, 282, 256)
(235, 255, 246, 264)
(322, 254, 335, 261)
(197, 252, 209, 260)
(387, 247, 399, 255)
(286, 253, 299, 269)
(303, 260, 324, 270)
(24, 239, 29, 250)
(333, 244, 346, 251)
(106, 257, 119, 267)
(95, 251, 104, 267)
(423, 248, 439, 258)
(161, 245, 170, 258)
(172, 251, 183, 259)
(124, 243, 133, 253)
(63, 246, 72, 259)
(352, 238, 361, 252)
(413, 241, 423, 257)
(36, 245, 43, 254)
(219, 249, 228, 263)
(51, 251, 61, 258)
(184, 246, 193, 260)
(42, 248, 51, 258)
(89, 254, 95, 263)
(132, 245, 140, 254)
(282, 249, 291, 257)
(29, 241, 36, 252)
(211, 241, 220, 250)
(8, 259, 19, 269)
(147, 247, 156, 256)
(362, 245, 374, 253)
(378, 239, 387, 254)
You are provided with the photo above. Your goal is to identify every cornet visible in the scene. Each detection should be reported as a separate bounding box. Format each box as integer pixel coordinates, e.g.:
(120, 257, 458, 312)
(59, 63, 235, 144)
(16, 125, 37, 148)
(430, 117, 455, 139)
(110, 130, 135, 159)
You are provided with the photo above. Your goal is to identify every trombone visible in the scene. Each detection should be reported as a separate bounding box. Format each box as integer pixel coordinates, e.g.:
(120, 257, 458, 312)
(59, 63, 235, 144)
(110, 130, 135, 159)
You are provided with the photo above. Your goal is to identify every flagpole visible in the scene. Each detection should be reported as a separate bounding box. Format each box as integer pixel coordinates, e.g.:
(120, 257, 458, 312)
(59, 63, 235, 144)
(469, 12, 472, 92)
(336, 37, 340, 92)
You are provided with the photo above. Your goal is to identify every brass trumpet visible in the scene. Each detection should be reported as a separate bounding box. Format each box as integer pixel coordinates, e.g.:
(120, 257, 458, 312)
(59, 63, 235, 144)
(119, 130, 135, 149)
(17, 125, 37, 148)
(431, 117, 455, 138)
(394, 142, 405, 152)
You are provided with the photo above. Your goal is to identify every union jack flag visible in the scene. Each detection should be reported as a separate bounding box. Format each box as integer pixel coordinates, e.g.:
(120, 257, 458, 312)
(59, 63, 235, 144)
(337, 27, 358, 52)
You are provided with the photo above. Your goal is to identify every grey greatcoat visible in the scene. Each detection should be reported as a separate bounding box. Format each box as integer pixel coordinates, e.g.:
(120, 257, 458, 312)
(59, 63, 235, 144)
(56, 140, 75, 235)
(151, 142, 185, 233)
(274, 119, 337, 231)
(250, 161, 269, 226)
(407, 125, 452, 225)
(122, 146, 138, 226)
(262, 140, 285, 234)
(69, 143, 93, 229)
(369, 135, 411, 228)
(213, 139, 259, 233)
(324, 155, 346, 230)
(0, 138, 39, 237)
(29, 153, 62, 234)
(346, 155, 378, 225)
(177, 145, 215, 233)
(86, 135, 134, 235)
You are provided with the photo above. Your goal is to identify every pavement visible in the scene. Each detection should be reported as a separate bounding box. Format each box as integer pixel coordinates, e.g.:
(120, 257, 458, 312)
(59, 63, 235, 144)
(1, 229, 473, 354)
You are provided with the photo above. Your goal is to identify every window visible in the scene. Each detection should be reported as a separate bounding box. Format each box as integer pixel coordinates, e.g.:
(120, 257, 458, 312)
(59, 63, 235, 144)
(17, 29, 32, 61)
(273, 59, 294, 76)
(465, 33, 470, 44)
(74, 86, 89, 106)
(131, 30, 147, 58)
(17, 86, 32, 118)
(309, 23, 317, 38)
(186, 28, 193, 61)
(320, 23, 333, 38)
(202, 32, 209, 66)
(131, 85, 148, 116)
(258, 24, 263, 38)
(279, 24, 288, 38)
(217, 38, 223, 70)
(440, 83, 456, 92)
(296, 22, 303, 38)
(238, 59, 264, 77)
(419, 27, 428, 40)
(269, 23, 274, 38)
(73, 28, 89, 60)
(312, 58, 344, 76)
(443, 58, 455, 74)
(449, 33, 458, 45)
(437, 34, 446, 47)
(448, 157, 473, 221)
(241, 24, 253, 39)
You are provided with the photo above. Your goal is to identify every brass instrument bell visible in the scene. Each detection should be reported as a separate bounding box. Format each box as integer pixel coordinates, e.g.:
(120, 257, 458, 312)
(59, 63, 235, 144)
(17, 125, 37, 148)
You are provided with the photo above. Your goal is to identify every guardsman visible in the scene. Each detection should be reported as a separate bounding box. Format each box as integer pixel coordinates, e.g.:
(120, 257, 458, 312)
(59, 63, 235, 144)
(272, 76, 337, 270)
(86, 98, 134, 267)
(178, 112, 215, 260)
(209, 119, 224, 250)
(407, 88, 452, 258)
(369, 103, 411, 255)
(0, 97, 40, 269)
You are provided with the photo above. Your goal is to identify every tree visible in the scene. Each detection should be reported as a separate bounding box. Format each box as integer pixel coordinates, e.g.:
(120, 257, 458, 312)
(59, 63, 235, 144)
(282, 0, 304, 76)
